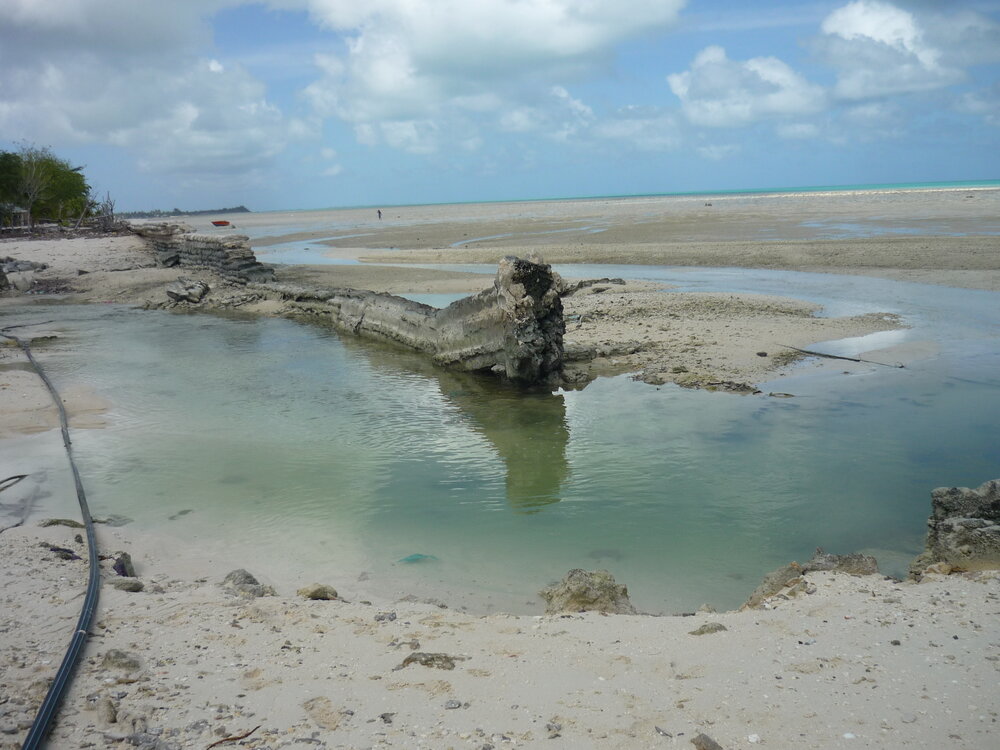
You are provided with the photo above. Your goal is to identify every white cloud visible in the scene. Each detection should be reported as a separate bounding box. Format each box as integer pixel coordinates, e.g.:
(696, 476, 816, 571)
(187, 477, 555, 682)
(1, 0, 214, 54)
(351, 118, 443, 154)
(496, 87, 593, 139)
(696, 143, 739, 160)
(112, 67, 288, 175)
(500, 109, 544, 133)
(0, 1, 293, 176)
(958, 84, 1000, 127)
(379, 120, 440, 154)
(287, 117, 320, 141)
(345, 82, 598, 154)
(822, 1, 937, 66)
(928, 9, 1000, 67)
(839, 101, 903, 139)
(551, 86, 594, 120)
(304, 0, 686, 80)
(549, 86, 595, 141)
(843, 101, 897, 125)
(818, 1, 965, 99)
(668, 46, 826, 127)
(776, 122, 820, 139)
(354, 123, 378, 146)
(592, 108, 681, 151)
(459, 136, 483, 152)
(301, 0, 686, 148)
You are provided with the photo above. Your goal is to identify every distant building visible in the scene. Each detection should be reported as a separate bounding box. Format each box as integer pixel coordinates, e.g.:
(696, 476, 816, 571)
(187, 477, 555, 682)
(0, 204, 29, 229)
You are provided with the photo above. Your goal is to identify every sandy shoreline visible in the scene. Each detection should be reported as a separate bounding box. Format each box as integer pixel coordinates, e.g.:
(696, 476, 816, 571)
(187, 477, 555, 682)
(358, 236, 1000, 293)
(3, 190, 1000, 748)
(2, 520, 998, 749)
(0, 232, 931, 393)
(240, 186, 1000, 291)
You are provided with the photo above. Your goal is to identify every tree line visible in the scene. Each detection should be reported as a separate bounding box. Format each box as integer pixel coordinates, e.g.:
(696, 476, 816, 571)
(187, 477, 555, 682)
(0, 144, 107, 230)
(119, 205, 251, 219)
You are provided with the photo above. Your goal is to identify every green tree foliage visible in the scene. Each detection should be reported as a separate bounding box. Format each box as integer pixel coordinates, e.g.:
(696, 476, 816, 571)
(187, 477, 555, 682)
(0, 152, 19, 201)
(0, 144, 91, 227)
(0, 151, 22, 226)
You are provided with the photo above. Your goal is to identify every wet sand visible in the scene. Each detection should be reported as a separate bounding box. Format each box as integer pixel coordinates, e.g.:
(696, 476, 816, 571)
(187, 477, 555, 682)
(238, 186, 1000, 290)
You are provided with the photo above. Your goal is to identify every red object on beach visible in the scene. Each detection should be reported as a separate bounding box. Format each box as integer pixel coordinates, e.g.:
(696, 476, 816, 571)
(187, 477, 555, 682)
(212, 220, 230, 227)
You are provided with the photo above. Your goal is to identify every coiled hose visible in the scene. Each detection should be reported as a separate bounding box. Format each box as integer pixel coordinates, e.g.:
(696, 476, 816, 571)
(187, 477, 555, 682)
(1, 328, 100, 750)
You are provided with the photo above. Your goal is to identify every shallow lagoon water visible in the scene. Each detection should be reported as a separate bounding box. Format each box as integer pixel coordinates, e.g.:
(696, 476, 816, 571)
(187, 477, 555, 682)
(2, 268, 998, 614)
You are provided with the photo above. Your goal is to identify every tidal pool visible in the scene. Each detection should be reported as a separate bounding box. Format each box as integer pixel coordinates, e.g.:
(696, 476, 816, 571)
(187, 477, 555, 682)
(2, 270, 997, 614)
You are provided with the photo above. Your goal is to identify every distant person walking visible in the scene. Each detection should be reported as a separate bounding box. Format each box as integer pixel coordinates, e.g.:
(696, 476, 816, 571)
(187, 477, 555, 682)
(377, 209, 382, 220)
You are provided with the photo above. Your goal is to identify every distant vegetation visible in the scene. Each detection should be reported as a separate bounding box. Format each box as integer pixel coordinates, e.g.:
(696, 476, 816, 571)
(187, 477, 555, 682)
(0, 143, 249, 232)
(0, 144, 93, 228)
(120, 205, 252, 219)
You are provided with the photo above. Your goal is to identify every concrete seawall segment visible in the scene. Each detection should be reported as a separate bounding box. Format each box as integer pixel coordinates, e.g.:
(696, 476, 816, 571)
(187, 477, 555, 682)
(130, 223, 564, 383)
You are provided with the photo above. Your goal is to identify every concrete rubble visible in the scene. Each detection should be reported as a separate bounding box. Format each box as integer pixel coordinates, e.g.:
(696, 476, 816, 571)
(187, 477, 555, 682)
(911, 478, 1000, 577)
(538, 568, 638, 614)
(130, 223, 275, 283)
(129, 223, 566, 384)
(270, 255, 565, 383)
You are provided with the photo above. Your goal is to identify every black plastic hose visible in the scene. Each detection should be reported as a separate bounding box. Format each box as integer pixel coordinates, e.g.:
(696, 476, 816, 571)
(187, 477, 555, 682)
(0, 474, 28, 493)
(1, 329, 100, 750)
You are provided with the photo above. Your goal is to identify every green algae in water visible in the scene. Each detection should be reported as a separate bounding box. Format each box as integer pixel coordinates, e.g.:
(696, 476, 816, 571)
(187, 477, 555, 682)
(398, 553, 438, 564)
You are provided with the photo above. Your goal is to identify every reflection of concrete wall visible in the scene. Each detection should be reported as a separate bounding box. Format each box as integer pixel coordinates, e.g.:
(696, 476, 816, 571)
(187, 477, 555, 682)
(336, 336, 570, 513)
(468, 389, 569, 513)
(273, 256, 565, 384)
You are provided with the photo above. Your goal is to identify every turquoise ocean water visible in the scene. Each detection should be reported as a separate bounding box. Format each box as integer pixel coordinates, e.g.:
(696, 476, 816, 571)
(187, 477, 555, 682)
(302, 179, 1000, 212)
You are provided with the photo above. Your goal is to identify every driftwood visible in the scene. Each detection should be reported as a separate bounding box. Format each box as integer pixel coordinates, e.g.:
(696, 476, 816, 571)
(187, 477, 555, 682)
(779, 344, 904, 368)
(206, 725, 261, 749)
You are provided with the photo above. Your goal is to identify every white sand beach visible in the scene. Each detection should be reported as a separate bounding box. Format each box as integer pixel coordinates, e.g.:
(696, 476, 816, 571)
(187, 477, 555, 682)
(2, 520, 998, 749)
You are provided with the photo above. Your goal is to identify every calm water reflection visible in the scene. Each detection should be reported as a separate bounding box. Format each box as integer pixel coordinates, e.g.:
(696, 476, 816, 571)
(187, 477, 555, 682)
(1, 273, 998, 613)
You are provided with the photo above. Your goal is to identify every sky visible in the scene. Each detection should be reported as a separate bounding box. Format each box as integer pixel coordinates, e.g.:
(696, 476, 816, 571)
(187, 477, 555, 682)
(1, 0, 999, 211)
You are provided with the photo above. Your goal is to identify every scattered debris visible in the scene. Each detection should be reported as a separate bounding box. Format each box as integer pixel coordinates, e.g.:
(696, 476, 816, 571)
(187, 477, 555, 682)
(101, 649, 141, 672)
(394, 652, 468, 671)
(38, 518, 84, 529)
(744, 549, 880, 609)
(205, 724, 260, 749)
(538, 568, 638, 614)
(39, 541, 80, 561)
(165, 277, 210, 304)
(691, 733, 724, 750)
(296, 583, 339, 600)
(221, 569, 276, 598)
(910, 478, 1000, 577)
(689, 622, 728, 636)
(113, 551, 136, 577)
(778, 344, 903, 368)
(111, 578, 144, 592)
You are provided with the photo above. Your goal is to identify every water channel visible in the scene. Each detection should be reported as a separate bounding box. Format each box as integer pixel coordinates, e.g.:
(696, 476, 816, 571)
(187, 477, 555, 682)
(2, 266, 998, 614)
